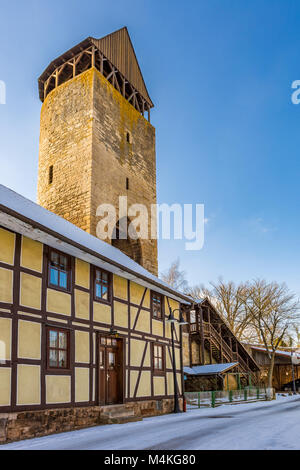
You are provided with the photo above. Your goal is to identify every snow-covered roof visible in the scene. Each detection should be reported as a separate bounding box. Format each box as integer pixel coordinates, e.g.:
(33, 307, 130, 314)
(0, 184, 192, 304)
(247, 345, 295, 358)
(184, 362, 238, 376)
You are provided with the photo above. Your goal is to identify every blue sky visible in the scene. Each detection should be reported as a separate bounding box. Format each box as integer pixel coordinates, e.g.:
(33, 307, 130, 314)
(1, 0, 300, 294)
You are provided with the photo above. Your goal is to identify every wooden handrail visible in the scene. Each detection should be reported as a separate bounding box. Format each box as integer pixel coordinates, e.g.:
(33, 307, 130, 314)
(189, 321, 253, 375)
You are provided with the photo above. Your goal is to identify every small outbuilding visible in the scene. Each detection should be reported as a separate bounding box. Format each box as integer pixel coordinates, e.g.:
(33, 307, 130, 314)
(184, 363, 239, 391)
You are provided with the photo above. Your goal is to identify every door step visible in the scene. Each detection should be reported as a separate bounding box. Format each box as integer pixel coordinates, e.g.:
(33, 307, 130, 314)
(100, 405, 143, 425)
(100, 415, 142, 425)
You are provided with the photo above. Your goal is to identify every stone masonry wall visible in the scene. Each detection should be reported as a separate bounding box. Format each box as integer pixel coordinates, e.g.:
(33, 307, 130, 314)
(0, 398, 182, 444)
(91, 69, 158, 275)
(38, 71, 94, 233)
(37, 67, 158, 275)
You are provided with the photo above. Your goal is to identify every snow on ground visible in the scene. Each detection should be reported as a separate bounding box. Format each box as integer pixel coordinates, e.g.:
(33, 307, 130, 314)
(1, 394, 300, 450)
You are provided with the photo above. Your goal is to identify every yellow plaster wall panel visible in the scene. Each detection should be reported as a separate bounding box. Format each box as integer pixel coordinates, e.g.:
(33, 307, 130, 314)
(75, 259, 90, 289)
(0, 268, 13, 304)
(166, 346, 172, 370)
(174, 322, 180, 340)
(47, 288, 71, 316)
(75, 289, 90, 320)
(0, 368, 11, 406)
(177, 373, 182, 395)
(182, 332, 190, 366)
(175, 347, 181, 369)
(166, 298, 180, 318)
(17, 365, 40, 405)
(93, 301, 111, 324)
(114, 301, 128, 329)
(152, 319, 164, 337)
(0, 228, 15, 265)
(130, 307, 138, 329)
(0, 317, 11, 361)
(130, 282, 147, 306)
(21, 236, 43, 272)
(130, 339, 149, 367)
(75, 330, 90, 363)
(153, 376, 165, 396)
(75, 367, 90, 402)
(143, 289, 150, 309)
(165, 322, 172, 339)
(130, 370, 139, 398)
(20, 273, 42, 310)
(93, 333, 96, 365)
(136, 371, 151, 398)
(46, 375, 71, 404)
(18, 320, 41, 360)
(126, 340, 129, 366)
(134, 309, 150, 334)
(167, 372, 174, 396)
(113, 275, 128, 300)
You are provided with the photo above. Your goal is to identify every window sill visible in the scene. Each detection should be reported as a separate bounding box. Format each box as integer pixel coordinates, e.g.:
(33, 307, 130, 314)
(94, 297, 112, 306)
(48, 284, 71, 294)
(45, 368, 72, 375)
(153, 370, 166, 376)
(152, 315, 164, 322)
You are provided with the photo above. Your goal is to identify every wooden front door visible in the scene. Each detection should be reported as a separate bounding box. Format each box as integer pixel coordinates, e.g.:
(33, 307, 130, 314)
(99, 336, 123, 405)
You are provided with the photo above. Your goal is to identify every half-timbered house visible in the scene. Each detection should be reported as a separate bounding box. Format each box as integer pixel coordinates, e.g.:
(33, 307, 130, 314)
(0, 185, 191, 441)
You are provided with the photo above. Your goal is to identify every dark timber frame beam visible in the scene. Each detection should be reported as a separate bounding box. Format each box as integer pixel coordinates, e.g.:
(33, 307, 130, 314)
(41, 45, 152, 121)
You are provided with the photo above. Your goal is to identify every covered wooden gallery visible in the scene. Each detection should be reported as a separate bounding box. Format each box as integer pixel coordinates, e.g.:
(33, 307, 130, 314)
(182, 299, 260, 391)
(0, 184, 191, 441)
(244, 345, 300, 391)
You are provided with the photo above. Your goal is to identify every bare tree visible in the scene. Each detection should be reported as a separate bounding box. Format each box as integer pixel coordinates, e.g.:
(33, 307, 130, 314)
(292, 325, 300, 348)
(208, 279, 254, 340)
(160, 258, 188, 292)
(185, 284, 212, 301)
(187, 279, 254, 341)
(245, 279, 300, 392)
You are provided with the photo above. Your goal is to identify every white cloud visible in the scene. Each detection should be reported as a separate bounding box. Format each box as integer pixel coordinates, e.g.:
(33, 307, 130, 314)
(247, 217, 277, 234)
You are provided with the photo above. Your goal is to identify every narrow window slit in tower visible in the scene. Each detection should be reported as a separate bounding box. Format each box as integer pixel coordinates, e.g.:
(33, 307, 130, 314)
(49, 165, 53, 185)
(126, 132, 131, 144)
(126, 177, 129, 190)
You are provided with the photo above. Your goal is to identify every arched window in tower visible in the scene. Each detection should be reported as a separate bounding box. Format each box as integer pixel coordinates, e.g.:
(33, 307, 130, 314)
(111, 217, 142, 266)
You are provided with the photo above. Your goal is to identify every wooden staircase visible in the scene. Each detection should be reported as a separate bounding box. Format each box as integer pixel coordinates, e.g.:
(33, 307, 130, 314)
(193, 321, 259, 385)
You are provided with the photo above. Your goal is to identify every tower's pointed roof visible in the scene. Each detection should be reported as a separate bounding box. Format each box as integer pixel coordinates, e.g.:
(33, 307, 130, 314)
(38, 27, 153, 107)
(91, 27, 152, 106)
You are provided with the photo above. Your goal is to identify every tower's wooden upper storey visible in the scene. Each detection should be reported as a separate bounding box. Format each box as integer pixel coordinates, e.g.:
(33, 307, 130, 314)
(38, 27, 153, 119)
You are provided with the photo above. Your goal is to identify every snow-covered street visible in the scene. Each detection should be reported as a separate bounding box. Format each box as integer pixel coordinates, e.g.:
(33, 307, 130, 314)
(1, 395, 300, 450)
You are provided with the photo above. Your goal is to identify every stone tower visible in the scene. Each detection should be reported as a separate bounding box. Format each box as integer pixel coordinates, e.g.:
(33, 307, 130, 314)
(37, 27, 158, 275)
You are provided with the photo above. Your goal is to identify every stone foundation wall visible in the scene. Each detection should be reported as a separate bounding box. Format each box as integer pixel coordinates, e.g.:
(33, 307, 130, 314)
(0, 398, 182, 444)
